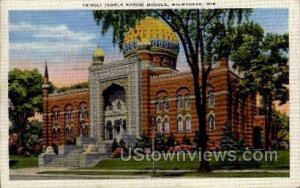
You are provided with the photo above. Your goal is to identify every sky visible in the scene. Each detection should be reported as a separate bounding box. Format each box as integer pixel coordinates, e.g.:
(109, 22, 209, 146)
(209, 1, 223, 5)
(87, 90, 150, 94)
(9, 9, 288, 87)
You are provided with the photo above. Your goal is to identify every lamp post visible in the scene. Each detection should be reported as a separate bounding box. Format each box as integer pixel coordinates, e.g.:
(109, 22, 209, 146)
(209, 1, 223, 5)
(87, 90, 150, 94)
(151, 115, 156, 176)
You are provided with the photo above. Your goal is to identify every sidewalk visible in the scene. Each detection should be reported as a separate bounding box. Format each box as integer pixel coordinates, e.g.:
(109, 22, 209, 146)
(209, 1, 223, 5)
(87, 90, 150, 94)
(10, 167, 289, 175)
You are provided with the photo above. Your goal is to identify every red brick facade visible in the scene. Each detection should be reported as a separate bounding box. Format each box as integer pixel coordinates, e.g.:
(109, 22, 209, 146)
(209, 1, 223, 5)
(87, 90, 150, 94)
(43, 58, 257, 149)
(140, 58, 257, 148)
(42, 17, 259, 149)
(42, 89, 90, 146)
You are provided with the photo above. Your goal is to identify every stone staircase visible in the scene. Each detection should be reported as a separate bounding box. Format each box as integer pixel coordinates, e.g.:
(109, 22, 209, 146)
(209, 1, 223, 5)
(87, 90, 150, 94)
(47, 148, 83, 167)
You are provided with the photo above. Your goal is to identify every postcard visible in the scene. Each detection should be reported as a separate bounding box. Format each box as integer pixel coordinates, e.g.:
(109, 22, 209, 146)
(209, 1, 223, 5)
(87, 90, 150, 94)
(1, 0, 299, 187)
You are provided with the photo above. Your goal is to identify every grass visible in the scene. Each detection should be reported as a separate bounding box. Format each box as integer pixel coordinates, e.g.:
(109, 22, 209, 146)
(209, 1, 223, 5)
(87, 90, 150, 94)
(183, 172, 289, 178)
(9, 155, 39, 169)
(37, 171, 289, 178)
(38, 171, 147, 176)
(93, 150, 289, 171)
(260, 150, 289, 169)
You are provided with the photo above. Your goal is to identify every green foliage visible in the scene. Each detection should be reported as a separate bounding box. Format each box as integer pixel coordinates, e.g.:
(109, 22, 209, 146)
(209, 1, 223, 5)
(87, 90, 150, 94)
(135, 134, 151, 150)
(9, 68, 50, 140)
(112, 138, 119, 152)
(154, 133, 165, 151)
(182, 134, 191, 145)
(220, 123, 245, 150)
(165, 132, 176, 148)
(273, 111, 289, 142)
(56, 82, 89, 93)
(22, 120, 43, 153)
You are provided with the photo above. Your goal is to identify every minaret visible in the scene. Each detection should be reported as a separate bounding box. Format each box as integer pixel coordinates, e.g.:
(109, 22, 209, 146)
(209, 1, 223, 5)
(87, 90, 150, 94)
(42, 61, 50, 97)
(42, 62, 50, 146)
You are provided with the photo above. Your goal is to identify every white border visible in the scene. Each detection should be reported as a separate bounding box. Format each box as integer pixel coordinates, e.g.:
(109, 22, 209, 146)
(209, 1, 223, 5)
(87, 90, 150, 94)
(1, 0, 300, 187)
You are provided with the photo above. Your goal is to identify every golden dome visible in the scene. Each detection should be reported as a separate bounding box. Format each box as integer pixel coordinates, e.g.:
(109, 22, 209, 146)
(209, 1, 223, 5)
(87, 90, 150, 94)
(122, 17, 180, 60)
(124, 17, 179, 44)
(93, 47, 105, 57)
(92, 46, 105, 63)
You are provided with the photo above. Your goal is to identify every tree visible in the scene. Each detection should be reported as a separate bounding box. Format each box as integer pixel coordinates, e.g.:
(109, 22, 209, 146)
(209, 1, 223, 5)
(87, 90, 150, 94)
(231, 23, 289, 150)
(93, 9, 251, 172)
(9, 68, 54, 145)
(273, 110, 289, 144)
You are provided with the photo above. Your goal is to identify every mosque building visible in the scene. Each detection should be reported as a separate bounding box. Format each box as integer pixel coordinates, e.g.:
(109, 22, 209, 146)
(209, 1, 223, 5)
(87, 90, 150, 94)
(40, 17, 262, 166)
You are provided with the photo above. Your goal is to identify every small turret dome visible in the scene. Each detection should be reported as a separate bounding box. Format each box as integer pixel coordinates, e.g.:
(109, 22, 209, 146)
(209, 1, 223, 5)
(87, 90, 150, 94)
(92, 45, 105, 63)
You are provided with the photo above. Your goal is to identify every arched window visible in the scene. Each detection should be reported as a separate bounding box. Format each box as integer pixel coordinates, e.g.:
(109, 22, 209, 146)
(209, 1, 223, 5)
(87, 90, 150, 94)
(177, 95, 183, 109)
(84, 125, 89, 137)
(156, 98, 163, 111)
(52, 108, 59, 123)
(57, 128, 61, 140)
(65, 106, 72, 121)
(185, 94, 190, 108)
(52, 129, 57, 140)
(66, 127, 73, 140)
(208, 114, 215, 130)
(185, 116, 192, 131)
(164, 97, 169, 111)
(79, 103, 88, 120)
(164, 118, 170, 133)
(156, 119, 162, 133)
(178, 117, 183, 131)
(208, 91, 215, 107)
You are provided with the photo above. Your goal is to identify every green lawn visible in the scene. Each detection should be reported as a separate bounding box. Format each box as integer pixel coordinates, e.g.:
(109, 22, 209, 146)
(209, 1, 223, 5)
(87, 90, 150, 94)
(93, 150, 289, 171)
(9, 155, 39, 169)
(260, 150, 289, 169)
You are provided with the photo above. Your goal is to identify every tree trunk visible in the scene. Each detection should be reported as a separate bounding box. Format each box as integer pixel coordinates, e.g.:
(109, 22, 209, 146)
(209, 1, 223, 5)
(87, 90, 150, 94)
(268, 99, 274, 143)
(264, 96, 270, 150)
(192, 69, 209, 173)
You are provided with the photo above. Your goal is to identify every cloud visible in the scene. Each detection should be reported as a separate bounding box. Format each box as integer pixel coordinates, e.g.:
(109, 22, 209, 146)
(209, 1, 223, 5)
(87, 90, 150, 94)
(10, 22, 95, 42)
(9, 22, 97, 57)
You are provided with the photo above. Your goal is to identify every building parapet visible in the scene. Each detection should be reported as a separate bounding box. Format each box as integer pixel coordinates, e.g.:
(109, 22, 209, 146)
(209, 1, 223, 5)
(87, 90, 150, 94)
(150, 70, 192, 81)
(49, 88, 89, 97)
(89, 57, 140, 72)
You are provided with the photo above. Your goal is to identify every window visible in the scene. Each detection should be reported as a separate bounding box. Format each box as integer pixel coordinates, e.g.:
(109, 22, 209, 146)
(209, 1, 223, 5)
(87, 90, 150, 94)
(79, 104, 88, 120)
(178, 117, 183, 131)
(156, 98, 163, 111)
(79, 107, 84, 119)
(208, 91, 215, 107)
(52, 110, 59, 122)
(156, 119, 162, 133)
(105, 121, 113, 140)
(65, 108, 72, 121)
(185, 94, 190, 108)
(117, 101, 122, 110)
(66, 127, 73, 140)
(164, 97, 169, 111)
(56, 128, 61, 140)
(185, 116, 192, 131)
(177, 95, 183, 109)
(208, 114, 215, 130)
(52, 129, 56, 140)
(164, 118, 170, 133)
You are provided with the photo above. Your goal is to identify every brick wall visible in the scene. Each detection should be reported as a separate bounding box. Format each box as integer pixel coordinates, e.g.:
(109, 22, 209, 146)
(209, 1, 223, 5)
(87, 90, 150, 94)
(43, 90, 90, 146)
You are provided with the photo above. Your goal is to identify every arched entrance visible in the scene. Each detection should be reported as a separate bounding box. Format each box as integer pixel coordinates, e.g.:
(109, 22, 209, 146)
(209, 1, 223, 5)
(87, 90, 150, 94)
(102, 84, 127, 141)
